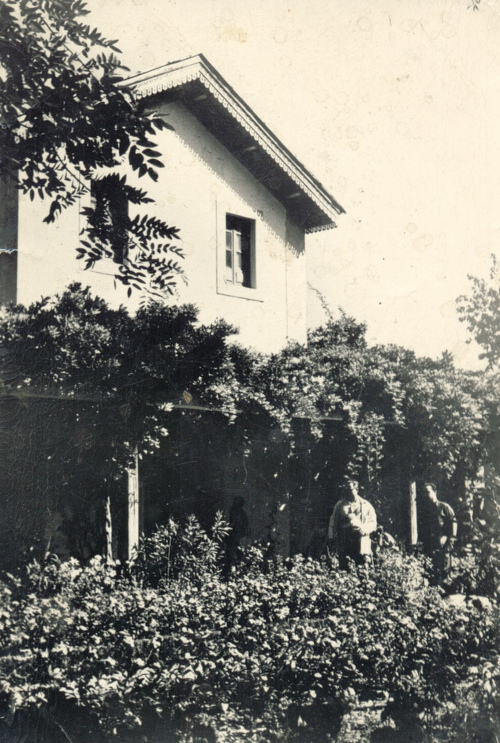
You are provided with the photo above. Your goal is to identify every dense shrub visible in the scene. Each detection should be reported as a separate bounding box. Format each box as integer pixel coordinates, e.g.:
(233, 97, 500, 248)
(0, 520, 498, 743)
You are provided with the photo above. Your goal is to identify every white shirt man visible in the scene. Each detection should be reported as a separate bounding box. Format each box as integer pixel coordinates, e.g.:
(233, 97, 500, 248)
(328, 480, 377, 568)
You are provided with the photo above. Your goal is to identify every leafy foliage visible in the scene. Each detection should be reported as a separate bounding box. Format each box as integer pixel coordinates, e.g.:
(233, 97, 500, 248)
(0, 289, 498, 738)
(0, 0, 182, 297)
(254, 313, 487, 485)
(455, 256, 500, 599)
(449, 480, 500, 599)
(0, 523, 498, 743)
(0, 289, 492, 564)
(457, 255, 500, 369)
(133, 514, 231, 588)
(0, 288, 488, 487)
(456, 259, 500, 474)
(0, 283, 237, 433)
(0, 285, 241, 564)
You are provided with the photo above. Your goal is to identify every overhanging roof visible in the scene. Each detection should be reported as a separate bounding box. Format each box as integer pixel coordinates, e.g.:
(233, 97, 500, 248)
(125, 54, 345, 233)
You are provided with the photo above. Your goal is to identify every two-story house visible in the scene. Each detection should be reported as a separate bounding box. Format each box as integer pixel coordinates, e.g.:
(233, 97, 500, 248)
(0, 54, 344, 563)
(0, 54, 343, 353)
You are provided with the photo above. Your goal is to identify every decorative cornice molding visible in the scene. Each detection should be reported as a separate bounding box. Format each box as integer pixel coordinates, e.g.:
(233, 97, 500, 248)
(305, 223, 338, 234)
(125, 55, 344, 231)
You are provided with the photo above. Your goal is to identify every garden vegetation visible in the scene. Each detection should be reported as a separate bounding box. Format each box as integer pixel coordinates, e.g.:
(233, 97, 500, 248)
(1, 2, 499, 741)
(0, 519, 499, 743)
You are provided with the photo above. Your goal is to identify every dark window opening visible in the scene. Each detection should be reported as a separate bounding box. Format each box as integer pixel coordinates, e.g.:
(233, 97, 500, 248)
(91, 179, 129, 264)
(225, 214, 254, 288)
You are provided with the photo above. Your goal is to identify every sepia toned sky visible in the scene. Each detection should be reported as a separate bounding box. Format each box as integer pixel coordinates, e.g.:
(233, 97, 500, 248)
(86, 0, 500, 367)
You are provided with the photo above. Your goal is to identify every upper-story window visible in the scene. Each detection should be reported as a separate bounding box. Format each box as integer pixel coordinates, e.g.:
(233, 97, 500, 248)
(225, 214, 255, 288)
(90, 179, 129, 264)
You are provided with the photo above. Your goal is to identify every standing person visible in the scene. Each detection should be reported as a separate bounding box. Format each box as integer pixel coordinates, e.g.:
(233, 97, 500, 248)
(328, 479, 377, 569)
(424, 482, 457, 584)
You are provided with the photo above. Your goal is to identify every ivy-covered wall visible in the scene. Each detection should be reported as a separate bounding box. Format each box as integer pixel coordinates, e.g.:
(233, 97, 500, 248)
(0, 286, 492, 569)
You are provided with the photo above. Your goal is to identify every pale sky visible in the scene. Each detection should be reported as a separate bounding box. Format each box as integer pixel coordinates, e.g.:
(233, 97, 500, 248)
(87, 0, 500, 367)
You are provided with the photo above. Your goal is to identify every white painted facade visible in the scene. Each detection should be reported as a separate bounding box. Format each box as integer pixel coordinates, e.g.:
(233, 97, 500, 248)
(3, 55, 343, 354)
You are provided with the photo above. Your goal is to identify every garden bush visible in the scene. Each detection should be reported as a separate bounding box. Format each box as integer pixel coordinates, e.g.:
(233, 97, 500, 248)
(0, 518, 498, 743)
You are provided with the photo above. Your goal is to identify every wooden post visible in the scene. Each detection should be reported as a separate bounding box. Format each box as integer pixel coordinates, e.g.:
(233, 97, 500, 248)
(127, 448, 140, 561)
(0, 173, 18, 305)
(105, 494, 113, 563)
(409, 480, 418, 546)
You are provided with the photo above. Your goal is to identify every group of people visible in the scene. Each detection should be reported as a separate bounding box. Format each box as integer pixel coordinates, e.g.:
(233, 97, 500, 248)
(328, 478, 457, 582)
(226, 479, 458, 583)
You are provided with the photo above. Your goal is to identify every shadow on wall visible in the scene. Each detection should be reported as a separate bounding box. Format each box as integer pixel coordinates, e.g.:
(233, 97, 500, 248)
(153, 100, 305, 258)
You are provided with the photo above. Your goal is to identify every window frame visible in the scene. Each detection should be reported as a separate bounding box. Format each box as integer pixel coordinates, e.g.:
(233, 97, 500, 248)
(79, 180, 131, 279)
(217, 206, 262, 302)
(90, 179, 130, 266)
(225, 213, 254, 288)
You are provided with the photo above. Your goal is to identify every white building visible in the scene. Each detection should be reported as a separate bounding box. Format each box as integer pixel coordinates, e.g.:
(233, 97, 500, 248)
(0, 54, 344, 353)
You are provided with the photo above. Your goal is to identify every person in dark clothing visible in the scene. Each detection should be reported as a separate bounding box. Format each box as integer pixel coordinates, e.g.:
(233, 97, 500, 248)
(424, 482, 457, 583)
(225, 496, 250, 567)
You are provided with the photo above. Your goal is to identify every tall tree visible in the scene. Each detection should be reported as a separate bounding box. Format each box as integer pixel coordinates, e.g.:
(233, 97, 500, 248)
(0, 0, 182, 298)
(457, 254, 500, 482)
(456, 257, 500, 595)
(457, 255, 500, 370)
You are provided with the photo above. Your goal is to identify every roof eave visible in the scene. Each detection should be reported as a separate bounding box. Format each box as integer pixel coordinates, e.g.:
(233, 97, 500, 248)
(123, 54, 345, 231)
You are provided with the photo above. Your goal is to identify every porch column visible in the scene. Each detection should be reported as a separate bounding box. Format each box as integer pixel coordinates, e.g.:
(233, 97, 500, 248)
(105, 494, 113, 563)
(409, 480, 418, 546)
(127, 448, 140, 560)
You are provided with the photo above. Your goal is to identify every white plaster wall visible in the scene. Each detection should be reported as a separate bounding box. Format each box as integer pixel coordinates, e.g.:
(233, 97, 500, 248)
(16, 100, 307, 353)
